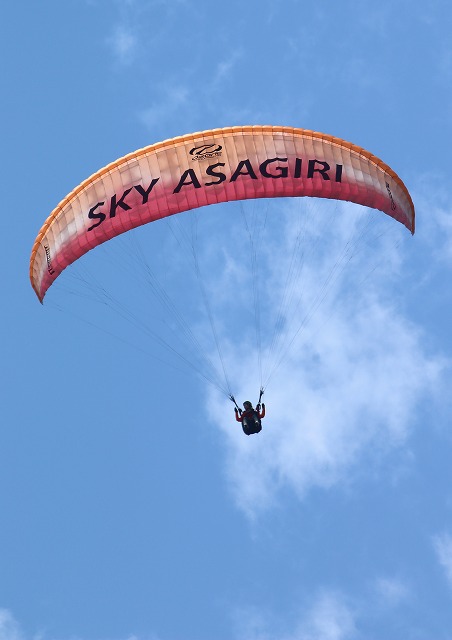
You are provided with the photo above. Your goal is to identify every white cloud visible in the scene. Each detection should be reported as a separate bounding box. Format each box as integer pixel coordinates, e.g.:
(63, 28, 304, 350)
(105, 0, 191, 66)
(413, 183, 452, 264)
(0, 611, 164, 640)
(292, 592, 356, 640)
(0, 610, 23, 640)
(108, 25, 137, 63)
(428, 204, 452, 263)
(214, 301, 439, 517)
(211, 50, 243, 88)
(204, 200, 445, 518)
(232, 591, 356, 640)
(135, 50, 243, 132)
(374, 576, 410, 607)
(105, 0, 151, 65)
(433, 531, 452, 588)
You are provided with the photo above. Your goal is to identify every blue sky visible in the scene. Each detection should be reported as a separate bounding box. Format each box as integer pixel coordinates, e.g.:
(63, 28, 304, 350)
(2, 1, 452, 639)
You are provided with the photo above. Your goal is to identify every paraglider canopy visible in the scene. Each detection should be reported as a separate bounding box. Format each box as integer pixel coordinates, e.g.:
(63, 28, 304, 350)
(30, 125, 414, 303)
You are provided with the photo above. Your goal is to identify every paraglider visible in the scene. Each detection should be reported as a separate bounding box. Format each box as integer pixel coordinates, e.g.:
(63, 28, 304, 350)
(30, 126, 415, 417)
(229, 389, 266, 436)
(234, 400, 266, 436)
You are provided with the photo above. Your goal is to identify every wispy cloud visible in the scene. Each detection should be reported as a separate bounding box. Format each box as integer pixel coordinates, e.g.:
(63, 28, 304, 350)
(210, 50, 243, 88)
(107, 24, 138, 64)
(374, 576, 411, 607)
(0, 610, 23, 640)
(433, 531, 452, 588)
(294, 592, 356, 640)
(0, 610, 163, 640)
(104, 0, 151, 65)
(413, 183, 452, 264)
(105, 0, 190, 66)
(104, 0, 149, 64)
(136, 50, 244, 133)
(232, 590, 356, 640)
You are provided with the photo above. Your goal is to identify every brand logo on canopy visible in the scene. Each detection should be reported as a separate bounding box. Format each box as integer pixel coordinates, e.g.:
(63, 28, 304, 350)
(189, 143, 223, 161)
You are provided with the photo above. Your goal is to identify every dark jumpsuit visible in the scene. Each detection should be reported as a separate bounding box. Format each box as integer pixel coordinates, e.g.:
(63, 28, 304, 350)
(235, 404, 266, 435)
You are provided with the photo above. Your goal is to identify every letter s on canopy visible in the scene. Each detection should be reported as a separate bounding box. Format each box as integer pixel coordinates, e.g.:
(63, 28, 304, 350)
(30, 125, 415, 302)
